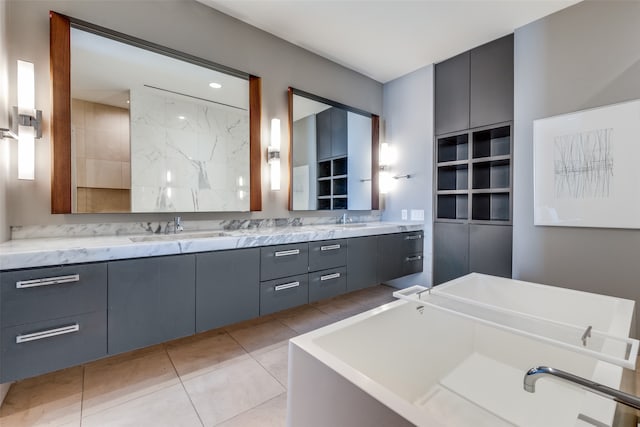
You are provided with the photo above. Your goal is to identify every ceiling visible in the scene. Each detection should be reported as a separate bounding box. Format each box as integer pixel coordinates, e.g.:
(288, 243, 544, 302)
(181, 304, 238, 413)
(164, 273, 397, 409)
(196, 0, 581, 83)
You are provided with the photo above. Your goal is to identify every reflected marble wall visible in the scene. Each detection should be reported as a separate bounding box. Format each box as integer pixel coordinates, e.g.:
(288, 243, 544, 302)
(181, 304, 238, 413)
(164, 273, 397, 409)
(130, 86, 250, 212)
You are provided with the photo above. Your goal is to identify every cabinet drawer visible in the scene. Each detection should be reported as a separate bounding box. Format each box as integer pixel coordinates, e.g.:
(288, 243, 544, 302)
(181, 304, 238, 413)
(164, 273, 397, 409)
(402, 232, 424, 254)
(260, 243, 309, 281)
(309, 267, 346, 303)
(1, 310, 107, 382)
(309, 239, 347, 272)
(1, 263, 107, 327)
(402, 253, 424, 277)
(260, 274, 309, 316)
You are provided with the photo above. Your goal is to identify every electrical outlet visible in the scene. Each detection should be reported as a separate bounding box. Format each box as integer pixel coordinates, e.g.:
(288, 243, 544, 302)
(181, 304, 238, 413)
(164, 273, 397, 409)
(410, 209, 424, 221)
(401, 209, 408, 220)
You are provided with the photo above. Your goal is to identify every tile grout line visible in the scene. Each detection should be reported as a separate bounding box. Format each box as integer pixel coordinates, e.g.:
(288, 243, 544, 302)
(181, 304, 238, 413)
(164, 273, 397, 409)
(164, 344, 206, 427)
(212, 392, 288, 427)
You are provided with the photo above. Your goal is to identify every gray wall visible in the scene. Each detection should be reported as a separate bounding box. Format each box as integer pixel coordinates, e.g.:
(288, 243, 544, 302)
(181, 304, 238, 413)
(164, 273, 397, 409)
(4, 0, 382, 228)
(381, 65, 433, 288)
(513, 1, 640, 334)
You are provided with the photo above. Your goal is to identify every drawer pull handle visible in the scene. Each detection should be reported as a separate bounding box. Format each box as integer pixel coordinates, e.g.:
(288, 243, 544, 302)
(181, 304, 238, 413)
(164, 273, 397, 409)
(16, 324, 80, 344)
(275, 249, 300, 257)
(16, 274, 80, 289)
(275, 281, 300, 291)
(406, 255, 423, 262)
(405, 235, 422, 241)
(320, 272, 341, 281)
(320, 244, 341, 251)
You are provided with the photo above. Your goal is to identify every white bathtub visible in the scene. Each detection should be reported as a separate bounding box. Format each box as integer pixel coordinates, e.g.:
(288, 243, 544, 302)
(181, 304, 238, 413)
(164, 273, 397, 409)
(287, 274, 637, 426)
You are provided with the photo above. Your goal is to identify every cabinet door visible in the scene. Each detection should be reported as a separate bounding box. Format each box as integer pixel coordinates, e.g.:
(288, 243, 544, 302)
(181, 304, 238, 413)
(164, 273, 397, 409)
(433, 222, 469, 285)
(108, 255, 196, 355)
(346, 236, 379, 291)
(195, 248, 259, 332)
(377, 234, 405, 283)
(435, 51, 470, 135)
(469, 224, 512, 278)
(331, 108, 348, 157)
(316, 108, 332, 161)
(470, 34, 514, 128)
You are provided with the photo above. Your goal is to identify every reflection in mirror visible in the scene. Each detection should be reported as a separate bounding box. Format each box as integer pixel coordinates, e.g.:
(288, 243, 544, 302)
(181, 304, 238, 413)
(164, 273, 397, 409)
(50, 12, 262, 214)
(289, 88, 379, 211)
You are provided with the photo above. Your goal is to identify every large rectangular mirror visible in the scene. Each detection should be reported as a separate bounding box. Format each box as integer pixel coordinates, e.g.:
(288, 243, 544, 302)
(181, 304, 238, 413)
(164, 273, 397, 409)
(50, 12, 262, 214)
(288, 88, 379, 211)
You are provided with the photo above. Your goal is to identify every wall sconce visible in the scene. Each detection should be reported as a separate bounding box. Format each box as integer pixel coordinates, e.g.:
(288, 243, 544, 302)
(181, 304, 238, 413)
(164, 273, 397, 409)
(379, 142, 410, 194)
(268, 118, 281, 191)
(0, 60, 42, 180)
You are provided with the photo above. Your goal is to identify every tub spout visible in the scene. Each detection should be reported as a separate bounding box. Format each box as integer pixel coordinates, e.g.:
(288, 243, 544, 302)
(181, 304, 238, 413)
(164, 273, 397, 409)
(524, 366, 640, 410)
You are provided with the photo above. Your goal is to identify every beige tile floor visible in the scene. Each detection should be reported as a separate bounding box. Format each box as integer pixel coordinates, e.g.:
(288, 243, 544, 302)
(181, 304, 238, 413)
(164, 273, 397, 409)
(0, 285, 397, 427)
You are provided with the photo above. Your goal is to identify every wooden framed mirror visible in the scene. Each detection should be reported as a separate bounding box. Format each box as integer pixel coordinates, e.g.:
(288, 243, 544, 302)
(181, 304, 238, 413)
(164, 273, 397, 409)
(288, 87, 379, 211)
(50, 11, 262, 214)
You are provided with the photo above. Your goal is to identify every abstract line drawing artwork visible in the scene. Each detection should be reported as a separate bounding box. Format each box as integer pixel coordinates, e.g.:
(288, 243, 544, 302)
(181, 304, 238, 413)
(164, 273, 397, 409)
(553, 128, 613, 199)
(534, 98, 640, 229)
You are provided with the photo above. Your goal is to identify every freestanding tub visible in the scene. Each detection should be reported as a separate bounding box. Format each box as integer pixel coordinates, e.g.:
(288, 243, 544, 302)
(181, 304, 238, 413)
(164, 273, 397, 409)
(287, 273, 637, 426)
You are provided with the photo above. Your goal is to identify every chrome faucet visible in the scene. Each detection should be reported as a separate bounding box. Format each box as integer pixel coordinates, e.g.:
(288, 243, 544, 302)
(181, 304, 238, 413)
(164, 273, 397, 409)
(338, 213, 351, 225)
(165, 216, 184, 234)
(524, 366, 640, 410)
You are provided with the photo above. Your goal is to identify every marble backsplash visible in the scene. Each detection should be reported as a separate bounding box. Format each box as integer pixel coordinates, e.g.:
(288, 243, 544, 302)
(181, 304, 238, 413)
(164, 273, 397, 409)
(10, 213, 382, 240)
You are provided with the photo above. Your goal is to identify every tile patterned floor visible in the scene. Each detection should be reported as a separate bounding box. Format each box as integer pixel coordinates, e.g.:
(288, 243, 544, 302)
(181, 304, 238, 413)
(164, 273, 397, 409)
(0, 285, 397, 427)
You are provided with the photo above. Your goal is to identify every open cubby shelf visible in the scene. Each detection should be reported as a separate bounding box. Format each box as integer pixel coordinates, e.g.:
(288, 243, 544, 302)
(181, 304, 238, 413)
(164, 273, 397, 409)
(436, 124, 512, 223)
(317, 156, 348, 210)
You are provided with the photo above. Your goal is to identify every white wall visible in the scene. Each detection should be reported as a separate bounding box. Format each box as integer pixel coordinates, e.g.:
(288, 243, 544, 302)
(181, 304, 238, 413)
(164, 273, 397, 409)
(382, 65, 434, 288)
(4, 0, 382, 227)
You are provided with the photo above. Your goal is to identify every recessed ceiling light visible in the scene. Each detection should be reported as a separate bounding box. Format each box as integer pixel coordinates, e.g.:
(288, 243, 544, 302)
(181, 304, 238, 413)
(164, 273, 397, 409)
(178, 115, 185, 120)
(209, 82, 222, 89)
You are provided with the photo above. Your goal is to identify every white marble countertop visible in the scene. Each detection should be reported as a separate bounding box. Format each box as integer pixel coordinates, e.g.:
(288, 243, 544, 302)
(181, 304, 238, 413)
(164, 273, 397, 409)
(0, 222, 424, 270)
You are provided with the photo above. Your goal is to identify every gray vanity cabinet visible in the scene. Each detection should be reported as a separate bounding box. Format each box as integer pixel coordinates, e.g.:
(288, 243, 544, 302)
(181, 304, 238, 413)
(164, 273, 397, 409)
(308, 239, 348, 303)
(260, 243, 309, 281)
(260, 243, 310, 315)
(0, 263, 107, 382)
(377, 232, 424, 283)
(107, 255, 196, 355)
(346, 236, 379, 292)
(195, 248, 260, 332)
(260, 274, 309, 316)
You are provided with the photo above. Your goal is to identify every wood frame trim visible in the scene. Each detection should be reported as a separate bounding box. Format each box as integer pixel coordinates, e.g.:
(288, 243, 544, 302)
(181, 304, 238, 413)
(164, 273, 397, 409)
(371, 114, 380, 210)
(249, 76, 262, 211)
(287, 88, 294, 210)
(50, 11, 72, 214)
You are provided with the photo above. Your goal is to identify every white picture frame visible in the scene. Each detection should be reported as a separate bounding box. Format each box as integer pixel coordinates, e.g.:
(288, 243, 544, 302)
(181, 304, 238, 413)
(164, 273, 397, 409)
(533, 99, 640, 228)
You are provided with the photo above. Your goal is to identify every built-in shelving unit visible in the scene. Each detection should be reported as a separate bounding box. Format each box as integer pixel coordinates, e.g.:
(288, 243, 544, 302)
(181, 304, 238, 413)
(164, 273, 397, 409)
(435, 123, 512, 224)
(317, 157, 348, 210)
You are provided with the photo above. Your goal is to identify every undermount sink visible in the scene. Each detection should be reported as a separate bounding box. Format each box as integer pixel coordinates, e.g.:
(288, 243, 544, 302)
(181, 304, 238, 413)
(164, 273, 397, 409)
(129, 231, 229, 242)
(338, 223, 369, 228)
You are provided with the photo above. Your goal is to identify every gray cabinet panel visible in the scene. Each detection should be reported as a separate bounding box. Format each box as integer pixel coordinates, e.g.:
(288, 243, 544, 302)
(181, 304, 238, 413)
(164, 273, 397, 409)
(346, 236, 378, 292)
(1, 310, 107, 382)
(1, 263, 107, 327)
(435, 52, 470, 135)
(108, 255, 196, 355)
(316, 109, 332, 160)
(470, 35, 514, 128)
(433, 222, 470, 285)
(260, 274, 309, 316)
(309, 239, 347, 272)
(331, 108, 348, 157)
(260, 243, 309, 281)
(378, 232, 424, 283)
(402, 253, 424, 277)
(196, 248, 260, 332)
(469, 224, 512, 278)
(309, 267, 346, 303)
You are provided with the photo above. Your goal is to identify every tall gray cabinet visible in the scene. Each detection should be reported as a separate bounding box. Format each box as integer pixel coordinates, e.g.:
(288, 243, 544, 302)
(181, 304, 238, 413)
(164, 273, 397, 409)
(433, 34, 514, 285)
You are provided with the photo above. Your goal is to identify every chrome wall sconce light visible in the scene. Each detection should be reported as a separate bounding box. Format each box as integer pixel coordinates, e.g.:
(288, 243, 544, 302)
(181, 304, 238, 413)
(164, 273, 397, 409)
(1, 60, 42, 180)
(379, 142, 410, 194)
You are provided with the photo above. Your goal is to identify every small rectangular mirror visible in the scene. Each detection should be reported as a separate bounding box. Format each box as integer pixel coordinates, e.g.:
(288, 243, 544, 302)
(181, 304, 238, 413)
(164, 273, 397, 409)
(288, 88, 379, 211)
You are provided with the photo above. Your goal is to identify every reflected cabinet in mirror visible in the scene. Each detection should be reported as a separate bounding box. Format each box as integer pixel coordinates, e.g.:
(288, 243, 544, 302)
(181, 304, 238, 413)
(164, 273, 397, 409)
(288, 88, 379, 211)
(50, 12, 262, 214)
